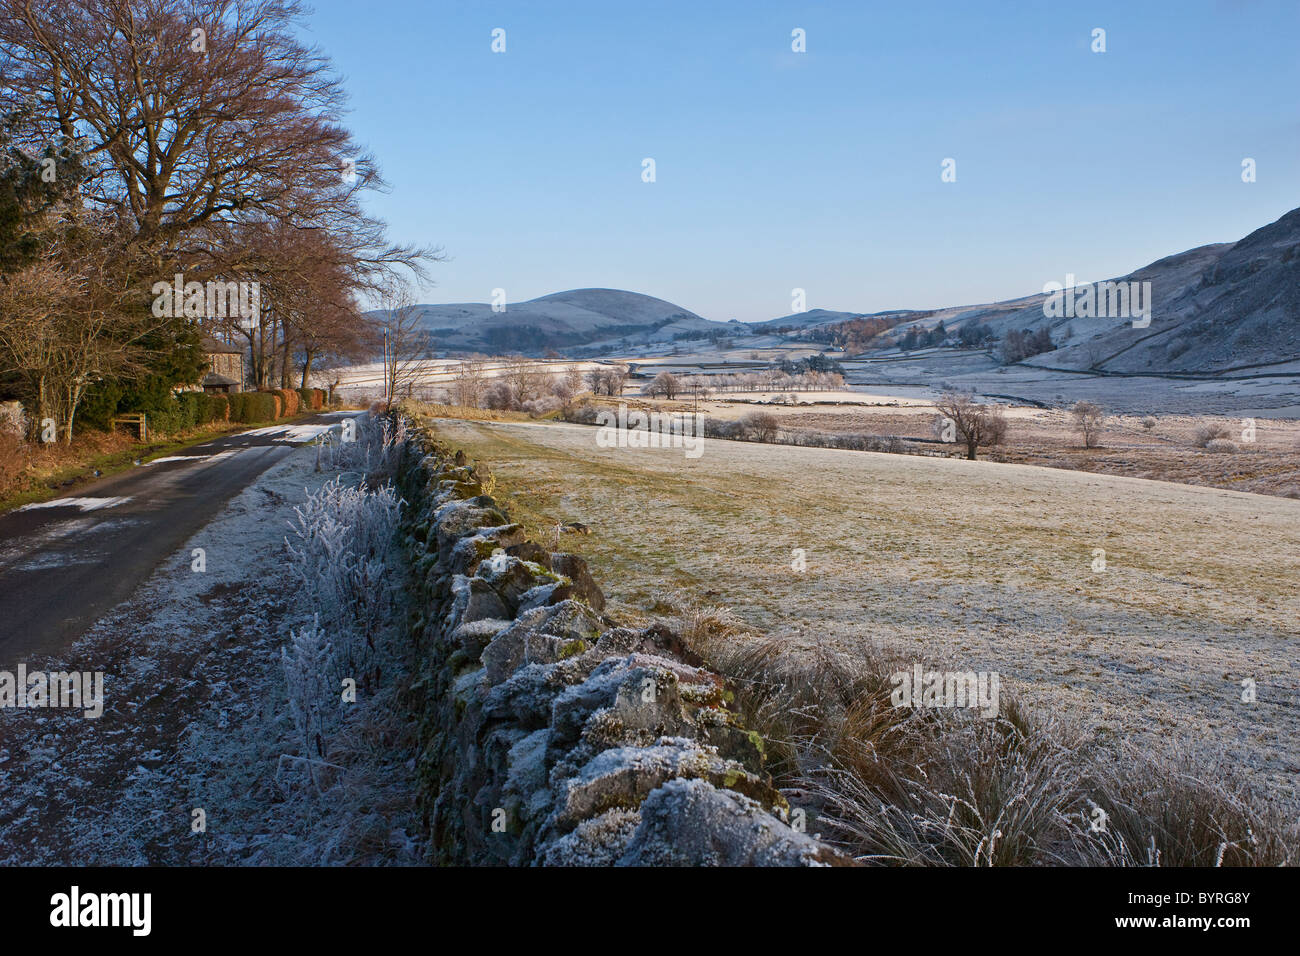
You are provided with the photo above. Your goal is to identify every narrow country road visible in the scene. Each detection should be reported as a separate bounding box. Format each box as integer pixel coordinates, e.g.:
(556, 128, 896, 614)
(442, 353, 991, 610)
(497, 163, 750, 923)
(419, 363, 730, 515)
(0, 412, 359, 665)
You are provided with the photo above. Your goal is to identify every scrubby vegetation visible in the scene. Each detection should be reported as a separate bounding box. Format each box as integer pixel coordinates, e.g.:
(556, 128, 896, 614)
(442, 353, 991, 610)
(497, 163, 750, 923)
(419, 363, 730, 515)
(667, 593, 1296, 866)
(1000, 327, 1056, 364)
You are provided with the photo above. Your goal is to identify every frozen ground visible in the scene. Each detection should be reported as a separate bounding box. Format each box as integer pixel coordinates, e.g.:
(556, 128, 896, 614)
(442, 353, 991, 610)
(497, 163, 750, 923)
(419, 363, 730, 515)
(0, 441, 421, 865)
(430, 418, 1300, 811)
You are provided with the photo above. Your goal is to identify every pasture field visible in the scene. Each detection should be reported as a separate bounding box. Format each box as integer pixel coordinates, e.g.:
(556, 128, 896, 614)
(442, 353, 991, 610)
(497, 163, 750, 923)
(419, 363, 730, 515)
(427, 417, 1300, 807)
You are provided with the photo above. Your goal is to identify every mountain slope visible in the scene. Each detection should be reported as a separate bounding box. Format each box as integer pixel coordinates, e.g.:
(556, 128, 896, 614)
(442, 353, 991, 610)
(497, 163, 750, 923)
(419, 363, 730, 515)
(849, 208, 1300, 374)
(393, 288, 719, 353)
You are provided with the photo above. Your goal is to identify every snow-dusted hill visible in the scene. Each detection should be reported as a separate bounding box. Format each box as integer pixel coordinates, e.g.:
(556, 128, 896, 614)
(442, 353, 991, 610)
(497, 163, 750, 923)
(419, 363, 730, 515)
(379, 288, 722, 353)
(769, 206, 1300, 375)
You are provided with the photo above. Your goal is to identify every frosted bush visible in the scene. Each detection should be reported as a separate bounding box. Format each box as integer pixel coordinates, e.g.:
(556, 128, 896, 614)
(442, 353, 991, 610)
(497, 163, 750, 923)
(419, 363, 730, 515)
(286, 477, 402, 664)
(1194, 423, 1231, 447)
(0, 401, 25, 437)
(325, 412, 409, 478)
(280, 615, 339, 791)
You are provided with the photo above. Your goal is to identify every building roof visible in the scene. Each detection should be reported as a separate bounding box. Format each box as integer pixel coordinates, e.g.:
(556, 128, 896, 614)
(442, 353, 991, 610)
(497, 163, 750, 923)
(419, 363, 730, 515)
(200, 335, 243, 355)
(202, 372, 241, 387)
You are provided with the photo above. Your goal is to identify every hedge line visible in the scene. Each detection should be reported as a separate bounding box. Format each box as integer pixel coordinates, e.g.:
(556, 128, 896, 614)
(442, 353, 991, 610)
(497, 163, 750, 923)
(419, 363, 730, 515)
(113, 387, 328, 437)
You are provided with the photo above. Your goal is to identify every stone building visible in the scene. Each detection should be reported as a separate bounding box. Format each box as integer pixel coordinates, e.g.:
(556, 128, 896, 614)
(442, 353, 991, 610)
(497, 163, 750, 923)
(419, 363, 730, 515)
(199, 336, 244, 393)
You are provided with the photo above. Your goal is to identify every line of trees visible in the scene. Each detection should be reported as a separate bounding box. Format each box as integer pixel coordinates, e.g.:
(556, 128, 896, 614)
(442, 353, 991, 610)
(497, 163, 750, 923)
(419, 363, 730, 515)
(1000, 327, 1055, 364)
(897, 320, 947, 351)
(437, 357, 590, 413)
(678, 369, 845, 393)
(0, 0, 433, 442)
(804, 315, 906, 353)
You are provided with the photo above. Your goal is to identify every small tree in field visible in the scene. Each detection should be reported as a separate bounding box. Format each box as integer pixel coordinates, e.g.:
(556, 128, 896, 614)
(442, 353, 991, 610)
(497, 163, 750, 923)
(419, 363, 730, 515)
(645, 370, 680, 399)
(934, 392, 1008, 460)
(1071, 401, 1106, 448)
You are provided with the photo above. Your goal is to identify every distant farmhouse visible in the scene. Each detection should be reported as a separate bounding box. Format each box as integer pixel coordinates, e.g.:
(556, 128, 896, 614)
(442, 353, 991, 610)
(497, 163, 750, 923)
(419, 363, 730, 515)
(198, 336, 244, 393)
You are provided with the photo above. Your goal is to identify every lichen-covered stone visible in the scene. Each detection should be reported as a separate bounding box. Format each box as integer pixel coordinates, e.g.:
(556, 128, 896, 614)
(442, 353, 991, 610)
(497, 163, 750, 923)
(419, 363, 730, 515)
(617, 778, 843, 867)
(538, 809, 641, 867)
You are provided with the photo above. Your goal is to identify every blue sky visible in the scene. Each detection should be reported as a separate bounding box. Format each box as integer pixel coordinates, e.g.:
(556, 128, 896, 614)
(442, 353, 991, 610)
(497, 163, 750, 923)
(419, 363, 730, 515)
(300, 0, 1300, 321)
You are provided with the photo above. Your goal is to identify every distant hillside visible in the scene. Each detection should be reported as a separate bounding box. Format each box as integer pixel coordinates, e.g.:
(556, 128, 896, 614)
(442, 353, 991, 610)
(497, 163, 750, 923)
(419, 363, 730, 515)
(840, 207, 1300, 374)
(382, 208, 1300, 371)
(751, 308, 919, 332)
(377, 288, 722, 354)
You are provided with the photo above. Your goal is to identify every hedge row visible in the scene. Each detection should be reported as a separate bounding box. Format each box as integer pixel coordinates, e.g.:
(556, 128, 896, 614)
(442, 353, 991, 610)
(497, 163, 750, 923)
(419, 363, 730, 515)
(226, 391, 277, 423)
(225, 388, 325, 424)
(108, 387, 330, 438)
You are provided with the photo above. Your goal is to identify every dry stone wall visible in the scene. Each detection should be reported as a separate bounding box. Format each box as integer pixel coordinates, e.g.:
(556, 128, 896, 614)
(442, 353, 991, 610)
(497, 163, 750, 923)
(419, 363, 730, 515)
(396, 419, 849, 866)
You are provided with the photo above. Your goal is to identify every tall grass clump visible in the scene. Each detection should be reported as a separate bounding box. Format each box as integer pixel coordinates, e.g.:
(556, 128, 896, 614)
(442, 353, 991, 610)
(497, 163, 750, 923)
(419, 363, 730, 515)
(318, 412, 408, 480)
(280, 413, 410, 797)
(653, 591, 1296, 867)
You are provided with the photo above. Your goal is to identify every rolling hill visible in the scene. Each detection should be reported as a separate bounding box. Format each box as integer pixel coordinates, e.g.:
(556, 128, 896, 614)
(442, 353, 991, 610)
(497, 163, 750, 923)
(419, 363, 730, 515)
(387, 288, 724, 353)
(781, 206, 1300, 375)
(388, 206, 1300, 374)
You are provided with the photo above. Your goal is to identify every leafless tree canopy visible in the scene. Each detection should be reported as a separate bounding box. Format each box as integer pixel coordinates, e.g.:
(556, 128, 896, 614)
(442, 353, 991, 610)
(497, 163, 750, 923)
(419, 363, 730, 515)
(643, 370, 680, 399)
(374, 281, 425, 404)
(0, 0, 439, 438)
(1071, 401, 1106, 449)
(934, 391, 1008, 460)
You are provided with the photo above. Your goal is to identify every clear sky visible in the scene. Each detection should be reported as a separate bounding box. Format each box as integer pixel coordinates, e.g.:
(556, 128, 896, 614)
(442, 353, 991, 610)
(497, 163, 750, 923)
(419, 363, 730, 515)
(299, 0, 1300, 321)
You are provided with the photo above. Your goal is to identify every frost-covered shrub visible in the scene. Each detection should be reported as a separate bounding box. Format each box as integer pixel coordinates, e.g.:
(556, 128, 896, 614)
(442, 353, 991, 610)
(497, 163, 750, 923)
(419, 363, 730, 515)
(704, 418, 742, 440)
(280, 615, 339, 787)
(1194, 423, 1231, 447)
(287, 479, 401, 607)
(327, 413, 409, 478)
(562, 402, 601, 425)
(1205, 438, 1238, 454)
(284, 475, 404, 710)
(521, 395, 561, 416)
(1, 401, 28, 436)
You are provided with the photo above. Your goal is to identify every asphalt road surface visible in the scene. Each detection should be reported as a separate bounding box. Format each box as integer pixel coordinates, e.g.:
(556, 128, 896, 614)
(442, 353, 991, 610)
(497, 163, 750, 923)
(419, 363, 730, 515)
(0, 413, 358, 665)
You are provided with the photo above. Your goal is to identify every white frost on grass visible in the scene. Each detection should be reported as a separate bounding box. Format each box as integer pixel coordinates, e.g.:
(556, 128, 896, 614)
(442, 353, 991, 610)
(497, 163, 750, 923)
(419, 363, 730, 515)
(0, 425, 422, 865)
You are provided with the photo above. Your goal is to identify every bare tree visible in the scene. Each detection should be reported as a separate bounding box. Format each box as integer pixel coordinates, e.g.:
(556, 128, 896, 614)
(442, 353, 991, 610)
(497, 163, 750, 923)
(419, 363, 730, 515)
(0, 213, 158, 442)
(0, 0, 427, 273)
(645, 370, 679, 399)
(739, 411, 778, 443)
(453, 357, 486, 408)
(1071, 401, 1106, 448)
(563, 364, 585, 398)
(934, 392, 1008, 460)
(501, 357, 552, 408)
(600, 365, 628, 396)
(374, 281, 424, 405)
